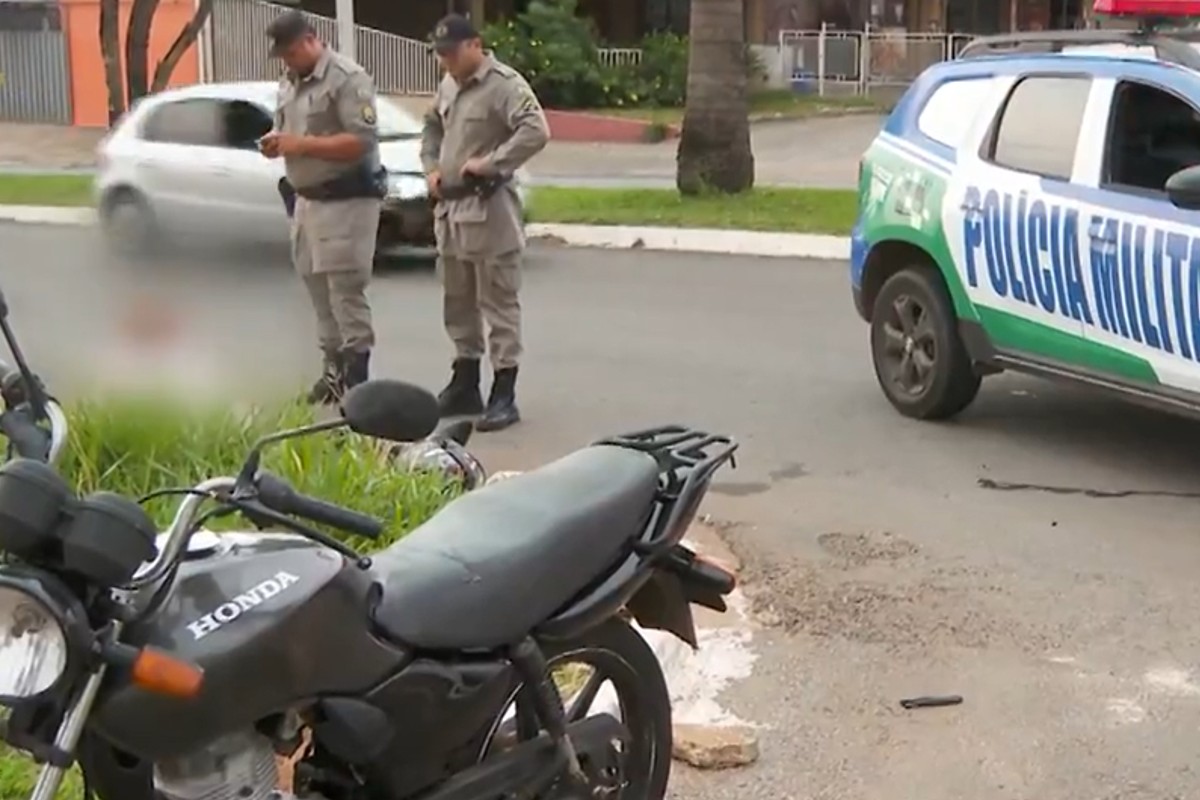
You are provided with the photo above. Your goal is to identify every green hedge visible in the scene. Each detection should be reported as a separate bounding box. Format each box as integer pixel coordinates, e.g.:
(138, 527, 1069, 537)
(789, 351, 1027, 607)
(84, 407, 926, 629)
(482, 0, 706, 110)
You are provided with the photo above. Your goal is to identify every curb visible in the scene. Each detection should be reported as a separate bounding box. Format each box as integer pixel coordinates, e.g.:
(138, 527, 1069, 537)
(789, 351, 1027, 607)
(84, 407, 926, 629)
(0, 205, 850, 260)
(526, 222, 849, 260)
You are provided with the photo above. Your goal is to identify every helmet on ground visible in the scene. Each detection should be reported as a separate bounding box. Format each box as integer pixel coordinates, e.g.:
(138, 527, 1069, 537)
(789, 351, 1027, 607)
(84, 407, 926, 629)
(391, 436, 487, 490)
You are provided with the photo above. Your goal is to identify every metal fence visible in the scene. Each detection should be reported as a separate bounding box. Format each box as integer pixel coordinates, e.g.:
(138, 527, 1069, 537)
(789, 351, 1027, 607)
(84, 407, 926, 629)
(598, 47, 643, 69)
(778, 26, 977, 94)
(0, 2, 72, 124)
(208, 0, 441, 94)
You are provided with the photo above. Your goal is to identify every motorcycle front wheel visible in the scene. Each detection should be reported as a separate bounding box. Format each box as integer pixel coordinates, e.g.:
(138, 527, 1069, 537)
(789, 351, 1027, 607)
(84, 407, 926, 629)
(482, 617, 672, 799)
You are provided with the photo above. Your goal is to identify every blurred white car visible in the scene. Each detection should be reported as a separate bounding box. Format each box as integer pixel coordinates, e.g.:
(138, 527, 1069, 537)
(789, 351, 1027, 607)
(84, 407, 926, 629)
(94, 81, 528, 259)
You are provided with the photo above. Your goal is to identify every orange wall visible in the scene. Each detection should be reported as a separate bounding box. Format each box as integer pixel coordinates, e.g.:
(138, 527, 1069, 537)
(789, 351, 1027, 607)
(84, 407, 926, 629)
(61, 0, 201, 128)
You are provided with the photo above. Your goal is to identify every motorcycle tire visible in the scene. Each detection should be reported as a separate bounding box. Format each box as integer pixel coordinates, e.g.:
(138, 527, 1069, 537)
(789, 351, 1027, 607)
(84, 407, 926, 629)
(484, 617, 673, 800)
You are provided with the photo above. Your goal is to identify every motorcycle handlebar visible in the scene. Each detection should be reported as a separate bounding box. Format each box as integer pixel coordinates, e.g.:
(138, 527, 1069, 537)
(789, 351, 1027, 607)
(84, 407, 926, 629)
(255, 470, 384, 539)
(0, 400, 68, 466)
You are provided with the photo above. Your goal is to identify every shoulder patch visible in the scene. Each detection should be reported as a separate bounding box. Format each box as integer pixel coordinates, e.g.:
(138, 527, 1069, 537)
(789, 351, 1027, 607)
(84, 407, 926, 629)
(362, 103, 376, 125)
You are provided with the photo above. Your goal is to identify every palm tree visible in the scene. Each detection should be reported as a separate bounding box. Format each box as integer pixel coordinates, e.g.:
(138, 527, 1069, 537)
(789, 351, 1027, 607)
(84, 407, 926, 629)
(675, 0, 754, 195)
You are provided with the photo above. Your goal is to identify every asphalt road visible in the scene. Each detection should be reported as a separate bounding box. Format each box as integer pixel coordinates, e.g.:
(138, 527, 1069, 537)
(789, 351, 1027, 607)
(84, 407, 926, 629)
(6, 222, 1200, 799)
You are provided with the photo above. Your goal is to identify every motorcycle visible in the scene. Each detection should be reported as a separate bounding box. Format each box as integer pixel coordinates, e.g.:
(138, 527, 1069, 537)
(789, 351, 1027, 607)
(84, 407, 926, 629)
(0, 284, 740, 800)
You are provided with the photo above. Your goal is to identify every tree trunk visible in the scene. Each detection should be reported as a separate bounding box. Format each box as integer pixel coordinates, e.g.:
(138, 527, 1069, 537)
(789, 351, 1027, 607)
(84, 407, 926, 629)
(151, 0, 213, 92)
(676, 0, 754, 195)
(99, 0, 125, 125)
(125, 0, 161, 105)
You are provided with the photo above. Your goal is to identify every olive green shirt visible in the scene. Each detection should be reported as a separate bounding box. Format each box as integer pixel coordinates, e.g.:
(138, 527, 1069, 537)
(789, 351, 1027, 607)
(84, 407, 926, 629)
(274, 48, 380, 190)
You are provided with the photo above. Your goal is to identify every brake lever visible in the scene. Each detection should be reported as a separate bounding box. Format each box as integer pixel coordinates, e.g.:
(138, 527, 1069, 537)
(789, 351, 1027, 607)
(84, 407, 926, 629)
(227, 497, 371, 569)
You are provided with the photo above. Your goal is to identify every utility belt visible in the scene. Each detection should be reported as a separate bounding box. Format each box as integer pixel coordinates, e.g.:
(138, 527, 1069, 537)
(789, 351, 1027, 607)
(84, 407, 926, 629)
(284, 165, 388, 206)
(438, 174, 510, 201)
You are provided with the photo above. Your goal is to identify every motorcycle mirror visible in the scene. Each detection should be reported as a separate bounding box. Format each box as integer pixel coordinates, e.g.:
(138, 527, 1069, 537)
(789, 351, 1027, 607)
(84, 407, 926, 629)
(340, 380, 439, 443)
(0, 287, 49, 423)
(0, 286, 7, 320)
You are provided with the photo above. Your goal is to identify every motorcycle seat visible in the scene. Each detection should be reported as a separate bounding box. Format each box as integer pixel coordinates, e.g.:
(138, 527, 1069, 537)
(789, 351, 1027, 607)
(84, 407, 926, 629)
(369, 444, 660, 650)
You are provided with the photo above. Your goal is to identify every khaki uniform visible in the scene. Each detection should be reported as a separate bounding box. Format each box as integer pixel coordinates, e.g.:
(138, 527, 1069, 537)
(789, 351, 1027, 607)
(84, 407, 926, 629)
(420, 56, 549, 370)
(275, 48, 381, 356)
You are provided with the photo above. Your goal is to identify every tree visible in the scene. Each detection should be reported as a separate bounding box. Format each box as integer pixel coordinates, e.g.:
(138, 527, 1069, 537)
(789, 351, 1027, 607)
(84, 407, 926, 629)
(99, 0, 125, 125)
(675, 0, 754, 195)
(102, 0, 215, 121)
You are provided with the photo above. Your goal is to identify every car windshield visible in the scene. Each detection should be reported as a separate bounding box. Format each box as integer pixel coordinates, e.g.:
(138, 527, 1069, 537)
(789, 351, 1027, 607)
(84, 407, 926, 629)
(376, 98, 422, 141)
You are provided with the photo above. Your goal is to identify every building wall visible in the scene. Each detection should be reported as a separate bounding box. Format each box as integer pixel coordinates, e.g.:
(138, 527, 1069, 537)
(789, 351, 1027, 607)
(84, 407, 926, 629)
(60, 0, 200, 127)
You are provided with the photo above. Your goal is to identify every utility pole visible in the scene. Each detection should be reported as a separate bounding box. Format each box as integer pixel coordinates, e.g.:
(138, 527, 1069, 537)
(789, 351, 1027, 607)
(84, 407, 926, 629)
(336, 0, 356, 62)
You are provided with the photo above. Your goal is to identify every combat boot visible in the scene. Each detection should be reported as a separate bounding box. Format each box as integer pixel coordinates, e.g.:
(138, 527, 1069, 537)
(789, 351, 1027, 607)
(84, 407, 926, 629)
(342, 349, 370, 391)
(437, 358, 485, 417)
(306, 351, 344, 406)
(477, 367, 520, 432)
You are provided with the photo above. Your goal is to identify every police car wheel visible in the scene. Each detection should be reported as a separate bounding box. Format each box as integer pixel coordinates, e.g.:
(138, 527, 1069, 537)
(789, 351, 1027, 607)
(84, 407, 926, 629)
(100, 189, 158, 259)
(870, 266, 980, 420)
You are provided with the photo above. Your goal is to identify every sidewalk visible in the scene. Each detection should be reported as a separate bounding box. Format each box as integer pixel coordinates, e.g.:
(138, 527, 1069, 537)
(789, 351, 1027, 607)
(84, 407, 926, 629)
(0, 113, 882, 189)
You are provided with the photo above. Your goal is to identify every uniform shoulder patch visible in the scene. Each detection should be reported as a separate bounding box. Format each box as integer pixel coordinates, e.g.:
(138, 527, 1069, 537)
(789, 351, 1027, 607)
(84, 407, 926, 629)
(362, 103, 376, 125)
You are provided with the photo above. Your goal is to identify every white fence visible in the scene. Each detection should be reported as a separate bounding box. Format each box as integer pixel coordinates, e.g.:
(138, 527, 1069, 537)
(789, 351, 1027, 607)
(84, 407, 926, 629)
(778, 25, 976, 94)
(598, 47, 643, 69)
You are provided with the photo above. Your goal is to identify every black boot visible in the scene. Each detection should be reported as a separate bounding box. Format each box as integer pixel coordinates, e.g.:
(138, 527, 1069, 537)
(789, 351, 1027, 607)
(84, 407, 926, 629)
(342, 349, 370, 391)
(477, 367, 520, 432)
(306, 351, 344, 405)
(437, 358, 485, 417)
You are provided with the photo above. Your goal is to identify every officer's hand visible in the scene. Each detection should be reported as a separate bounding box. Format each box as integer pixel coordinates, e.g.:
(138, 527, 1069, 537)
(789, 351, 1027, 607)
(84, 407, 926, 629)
(427, 170, 442, 199)
(460, 157, 491, 178)
(264, 133, 305, 157)
(258, 133, 283, 159)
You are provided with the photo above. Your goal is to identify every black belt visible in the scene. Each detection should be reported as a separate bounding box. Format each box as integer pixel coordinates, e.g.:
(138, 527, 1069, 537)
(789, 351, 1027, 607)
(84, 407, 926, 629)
(289, 167, 388, 202)
(439, 175, 509, 201)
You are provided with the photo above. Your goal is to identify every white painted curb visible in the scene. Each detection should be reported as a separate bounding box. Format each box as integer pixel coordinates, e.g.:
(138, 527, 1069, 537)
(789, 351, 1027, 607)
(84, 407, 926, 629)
(0, 204, 848, 260)
(527, 221, 849, 260)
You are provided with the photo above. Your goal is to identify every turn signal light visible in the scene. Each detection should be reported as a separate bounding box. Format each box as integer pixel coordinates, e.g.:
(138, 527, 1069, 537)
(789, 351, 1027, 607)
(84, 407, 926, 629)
(130, 647, 204, 698)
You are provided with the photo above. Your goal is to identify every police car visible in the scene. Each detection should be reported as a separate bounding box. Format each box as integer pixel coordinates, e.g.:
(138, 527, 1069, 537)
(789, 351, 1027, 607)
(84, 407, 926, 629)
(850, 0, 1200, 421)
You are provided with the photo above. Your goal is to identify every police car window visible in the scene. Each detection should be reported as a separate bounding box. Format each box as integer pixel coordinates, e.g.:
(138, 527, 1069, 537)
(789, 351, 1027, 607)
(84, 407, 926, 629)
(987, 75, 1091, 180)
(917, 79, 991, 148)
(1104, 81, 1200, 195)
(141, 99, 226, 147)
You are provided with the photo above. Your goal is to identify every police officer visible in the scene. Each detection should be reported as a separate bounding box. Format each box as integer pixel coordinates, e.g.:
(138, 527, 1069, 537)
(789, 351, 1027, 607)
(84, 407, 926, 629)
(261, 11, 384, 405)
(421, 14, 549, 432)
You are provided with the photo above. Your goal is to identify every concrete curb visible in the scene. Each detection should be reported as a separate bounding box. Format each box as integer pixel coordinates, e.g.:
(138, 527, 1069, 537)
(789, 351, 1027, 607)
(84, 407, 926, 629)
(526, 222, 849, 260)
(0, 205, 850, 260)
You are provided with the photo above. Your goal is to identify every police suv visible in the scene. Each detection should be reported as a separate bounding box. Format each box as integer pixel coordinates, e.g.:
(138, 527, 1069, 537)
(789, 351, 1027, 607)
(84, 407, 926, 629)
(850, 0, 1200, 421)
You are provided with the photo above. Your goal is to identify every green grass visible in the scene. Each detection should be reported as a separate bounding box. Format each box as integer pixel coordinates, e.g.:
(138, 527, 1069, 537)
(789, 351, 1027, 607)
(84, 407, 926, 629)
(587, 89, 886, 126)
(528, 186, 857, 235)
(0, 173, 93, 207)
(0, 395, 459, 797)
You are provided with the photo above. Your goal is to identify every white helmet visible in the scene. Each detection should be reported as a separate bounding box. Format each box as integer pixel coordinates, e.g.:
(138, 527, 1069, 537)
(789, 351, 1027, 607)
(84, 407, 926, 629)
(392, 435, 487, 491)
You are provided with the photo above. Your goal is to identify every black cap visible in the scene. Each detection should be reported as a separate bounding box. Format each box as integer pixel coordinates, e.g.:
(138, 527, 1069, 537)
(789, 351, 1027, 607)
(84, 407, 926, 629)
(431, 14, 479, 54)
(267, 10, 316, 57)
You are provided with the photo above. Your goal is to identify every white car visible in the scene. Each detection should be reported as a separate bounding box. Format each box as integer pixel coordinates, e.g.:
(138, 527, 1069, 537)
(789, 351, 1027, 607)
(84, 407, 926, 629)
(94, 81, 528, 259)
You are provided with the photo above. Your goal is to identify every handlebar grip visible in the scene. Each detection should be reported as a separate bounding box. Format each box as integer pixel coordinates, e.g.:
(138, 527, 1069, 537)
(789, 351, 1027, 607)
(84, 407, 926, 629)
(0, 409, 50, 462)
(256, 471, 385, 539)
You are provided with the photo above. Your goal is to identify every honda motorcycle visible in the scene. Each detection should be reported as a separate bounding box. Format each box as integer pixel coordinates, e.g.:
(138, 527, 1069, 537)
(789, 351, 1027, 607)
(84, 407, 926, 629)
(0, 284, 740, 800)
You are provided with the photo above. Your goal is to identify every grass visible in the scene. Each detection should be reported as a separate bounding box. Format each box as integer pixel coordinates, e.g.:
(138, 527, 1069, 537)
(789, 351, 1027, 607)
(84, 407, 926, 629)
(588, 89, 886, 126)
(0, 173, 859, 235)
(528, 186, 857, 236)
(0, 173, 92, 207)
(0, 395, 459, 798)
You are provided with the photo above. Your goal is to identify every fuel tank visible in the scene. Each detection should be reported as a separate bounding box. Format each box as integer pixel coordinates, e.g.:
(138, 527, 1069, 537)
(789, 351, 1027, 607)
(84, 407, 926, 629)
(88, 531, 409, 761)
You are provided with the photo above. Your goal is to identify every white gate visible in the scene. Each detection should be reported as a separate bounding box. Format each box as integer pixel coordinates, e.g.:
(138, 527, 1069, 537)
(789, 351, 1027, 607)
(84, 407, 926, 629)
(207, 0, 441, 95)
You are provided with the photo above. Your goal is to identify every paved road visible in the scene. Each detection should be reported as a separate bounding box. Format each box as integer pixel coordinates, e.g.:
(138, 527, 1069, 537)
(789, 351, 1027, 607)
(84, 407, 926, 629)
(6, 222, 1200, 799)
(0, 114, 883, 189)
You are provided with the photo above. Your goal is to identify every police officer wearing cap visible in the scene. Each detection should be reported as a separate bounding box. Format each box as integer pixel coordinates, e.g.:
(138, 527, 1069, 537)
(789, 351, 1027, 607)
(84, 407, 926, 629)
(261, 10, 385, 405)
(421, 14, 549, 432)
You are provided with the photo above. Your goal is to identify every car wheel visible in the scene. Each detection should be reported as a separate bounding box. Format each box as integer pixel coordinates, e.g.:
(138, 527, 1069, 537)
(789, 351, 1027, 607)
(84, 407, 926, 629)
(870, 265, 981, 420)
(99, 189, 159, 260)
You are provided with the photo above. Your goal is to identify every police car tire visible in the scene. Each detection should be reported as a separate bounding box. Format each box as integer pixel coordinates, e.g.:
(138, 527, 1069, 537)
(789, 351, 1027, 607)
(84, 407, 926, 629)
(870, 266, 981, 421)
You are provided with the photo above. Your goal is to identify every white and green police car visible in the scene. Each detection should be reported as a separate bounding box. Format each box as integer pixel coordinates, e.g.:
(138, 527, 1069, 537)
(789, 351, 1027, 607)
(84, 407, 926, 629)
(850, 5, 1200, 421)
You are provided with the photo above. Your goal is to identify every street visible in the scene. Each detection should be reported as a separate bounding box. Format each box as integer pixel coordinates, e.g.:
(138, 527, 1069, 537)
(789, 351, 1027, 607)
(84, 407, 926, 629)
(6, 221, 1200, 799)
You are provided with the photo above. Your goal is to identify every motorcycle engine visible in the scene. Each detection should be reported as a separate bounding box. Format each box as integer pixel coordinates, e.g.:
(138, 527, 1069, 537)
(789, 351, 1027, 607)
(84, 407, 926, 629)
(154, 729, 324, 800)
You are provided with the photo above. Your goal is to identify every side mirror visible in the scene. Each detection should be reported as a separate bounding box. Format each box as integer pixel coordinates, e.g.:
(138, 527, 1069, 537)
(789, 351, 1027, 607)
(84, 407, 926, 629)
(1166, 165, 1200, 210)
(340, 380, 439, 443)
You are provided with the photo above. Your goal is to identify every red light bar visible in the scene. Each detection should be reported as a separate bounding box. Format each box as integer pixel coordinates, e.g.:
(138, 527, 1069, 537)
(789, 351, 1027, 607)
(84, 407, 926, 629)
(1094, 0, 1200, 15)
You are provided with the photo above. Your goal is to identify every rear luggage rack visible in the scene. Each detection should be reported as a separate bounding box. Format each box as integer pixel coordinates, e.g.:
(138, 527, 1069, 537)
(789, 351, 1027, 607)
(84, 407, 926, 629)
(957, 26, 1200, 70)
(595, 426, 738, 557)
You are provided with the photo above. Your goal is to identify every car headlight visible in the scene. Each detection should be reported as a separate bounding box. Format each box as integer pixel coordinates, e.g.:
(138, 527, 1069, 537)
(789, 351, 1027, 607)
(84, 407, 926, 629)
(387, 173, 427, 201)
(0, 572, 81, 703)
